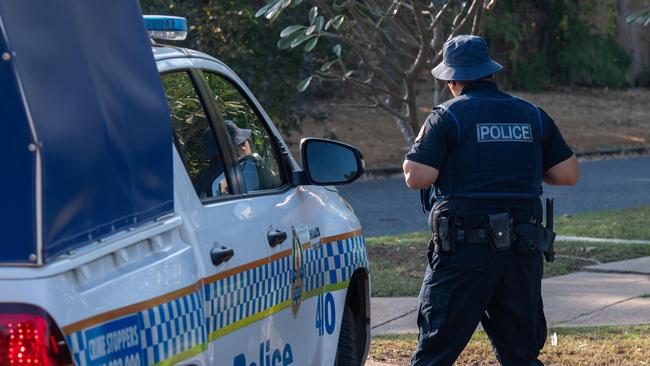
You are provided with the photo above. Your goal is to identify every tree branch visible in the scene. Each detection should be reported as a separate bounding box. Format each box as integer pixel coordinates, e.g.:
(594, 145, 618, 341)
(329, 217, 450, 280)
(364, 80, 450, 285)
(434, 0, 482, 58)
(427, 1, 453, 31)
(344, 40, 404, 91)
(314, 0, 336, 18)
(345, 82, 408, 121)
(327, 102, 379, 109)
(471, 2, 484, 34)
(340, 6, 409, 85)
(382, 1, 422, 45)
(405, 0, 433, 79)
(315, 71, 406, 102)
(447, 0, 481, 41)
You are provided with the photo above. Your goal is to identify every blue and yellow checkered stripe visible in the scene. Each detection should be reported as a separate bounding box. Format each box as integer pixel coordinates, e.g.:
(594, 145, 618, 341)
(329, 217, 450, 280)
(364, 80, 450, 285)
(66, 292, 206, 366)
(139, 292, 206, 364)
(65, 232, 367, 366)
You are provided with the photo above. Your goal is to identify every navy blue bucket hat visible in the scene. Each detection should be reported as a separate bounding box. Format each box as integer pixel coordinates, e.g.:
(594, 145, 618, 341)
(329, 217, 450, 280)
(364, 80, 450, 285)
(225, 120, 252, 146)
(431, 35, 503, 81)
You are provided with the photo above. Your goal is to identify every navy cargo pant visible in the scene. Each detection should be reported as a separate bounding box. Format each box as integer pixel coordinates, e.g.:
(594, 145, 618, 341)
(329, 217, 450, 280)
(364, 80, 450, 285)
(411, 243, 546, 366)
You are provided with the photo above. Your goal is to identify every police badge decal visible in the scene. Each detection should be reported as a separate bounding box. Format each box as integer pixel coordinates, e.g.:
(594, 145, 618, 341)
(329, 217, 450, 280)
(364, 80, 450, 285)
(290, 226, 306, 317)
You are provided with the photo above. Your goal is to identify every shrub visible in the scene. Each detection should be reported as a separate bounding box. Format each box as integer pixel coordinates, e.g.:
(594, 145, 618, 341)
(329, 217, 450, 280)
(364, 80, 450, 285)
(486, 0, 631, 91)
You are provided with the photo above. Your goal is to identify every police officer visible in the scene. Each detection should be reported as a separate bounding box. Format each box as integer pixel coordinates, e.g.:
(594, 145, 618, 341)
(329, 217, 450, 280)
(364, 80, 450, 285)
(403, 35, 579, 366)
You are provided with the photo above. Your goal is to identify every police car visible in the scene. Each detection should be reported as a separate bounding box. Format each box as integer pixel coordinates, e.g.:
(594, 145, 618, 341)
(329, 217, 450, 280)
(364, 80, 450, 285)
(0, 7, 369, 366)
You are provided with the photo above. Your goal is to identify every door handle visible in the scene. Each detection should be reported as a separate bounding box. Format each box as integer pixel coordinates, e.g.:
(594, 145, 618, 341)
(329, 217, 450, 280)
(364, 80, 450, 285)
(210, 246, 234, 266)
(267, 229, 287, 247)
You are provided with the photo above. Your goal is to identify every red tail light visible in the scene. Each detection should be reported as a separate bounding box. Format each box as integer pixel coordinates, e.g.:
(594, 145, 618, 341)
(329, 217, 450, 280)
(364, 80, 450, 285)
(0, 305, 72, 366)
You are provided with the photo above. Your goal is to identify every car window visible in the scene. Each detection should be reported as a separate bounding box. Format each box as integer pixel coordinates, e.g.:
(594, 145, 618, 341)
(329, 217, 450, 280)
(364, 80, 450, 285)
(203, 72, 284, 192)
(161, 71, 231, 200)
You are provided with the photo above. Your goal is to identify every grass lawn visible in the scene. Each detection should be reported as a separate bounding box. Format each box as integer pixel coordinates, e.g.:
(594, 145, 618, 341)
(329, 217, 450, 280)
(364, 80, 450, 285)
(367, 206, 650, 297)
(369, 325, 650, 365)
(555, 206, 650, 240)
(367, 236, 650, 297)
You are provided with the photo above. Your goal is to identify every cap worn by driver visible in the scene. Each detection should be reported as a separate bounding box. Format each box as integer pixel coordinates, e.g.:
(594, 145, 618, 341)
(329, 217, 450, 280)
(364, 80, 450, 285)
(225, 120, 252, 146)
(431, 35, 503, 81)
(201, 120, 252, 158)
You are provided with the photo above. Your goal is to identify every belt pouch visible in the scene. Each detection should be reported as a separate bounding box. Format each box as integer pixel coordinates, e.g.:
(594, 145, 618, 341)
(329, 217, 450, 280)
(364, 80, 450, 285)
(539, 227, 557, 252)
(432, 216, 455, 254)
(514, 223, 540, 256)
(487, 213, 512, 251)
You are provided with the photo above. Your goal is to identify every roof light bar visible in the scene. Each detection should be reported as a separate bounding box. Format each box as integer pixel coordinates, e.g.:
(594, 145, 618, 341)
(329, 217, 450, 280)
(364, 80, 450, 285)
(143, 15, 187, 41)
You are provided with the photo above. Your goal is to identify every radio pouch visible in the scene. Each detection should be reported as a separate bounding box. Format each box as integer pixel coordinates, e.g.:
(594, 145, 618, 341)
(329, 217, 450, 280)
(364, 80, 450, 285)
(487, 213, 512, 251)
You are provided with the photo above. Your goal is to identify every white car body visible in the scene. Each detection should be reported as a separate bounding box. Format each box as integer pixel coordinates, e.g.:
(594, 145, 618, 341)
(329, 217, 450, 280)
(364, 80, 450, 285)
(0, 45, 370, 366)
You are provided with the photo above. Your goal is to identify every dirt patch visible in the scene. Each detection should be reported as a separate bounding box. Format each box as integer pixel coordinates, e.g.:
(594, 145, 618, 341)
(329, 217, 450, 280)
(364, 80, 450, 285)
(284, 87, 650, 169)
(370, 325, 650, 366)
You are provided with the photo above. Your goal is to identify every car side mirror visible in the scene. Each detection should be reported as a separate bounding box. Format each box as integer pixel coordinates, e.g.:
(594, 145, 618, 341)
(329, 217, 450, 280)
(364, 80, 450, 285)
(296, 138, 364, 186)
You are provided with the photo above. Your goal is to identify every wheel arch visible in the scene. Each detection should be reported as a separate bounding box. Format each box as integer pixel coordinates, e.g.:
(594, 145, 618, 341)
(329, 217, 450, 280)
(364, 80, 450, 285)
(345, 267, 371, 363)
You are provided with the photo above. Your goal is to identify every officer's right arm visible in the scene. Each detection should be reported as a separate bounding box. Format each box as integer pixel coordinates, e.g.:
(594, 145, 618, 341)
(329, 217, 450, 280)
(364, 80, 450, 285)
(539, 108, 580, 186)
(403, 111, 451, 190)
(403, 160, 439, 189)
(544, 154, 579, 185)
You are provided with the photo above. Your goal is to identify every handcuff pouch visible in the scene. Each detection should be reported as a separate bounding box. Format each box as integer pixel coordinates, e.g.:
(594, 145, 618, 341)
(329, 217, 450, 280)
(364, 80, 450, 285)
(487, 213, 512, 251)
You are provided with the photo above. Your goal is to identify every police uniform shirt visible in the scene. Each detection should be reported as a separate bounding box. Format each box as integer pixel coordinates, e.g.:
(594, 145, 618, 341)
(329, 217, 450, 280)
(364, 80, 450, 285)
(406, 80, 574, 216)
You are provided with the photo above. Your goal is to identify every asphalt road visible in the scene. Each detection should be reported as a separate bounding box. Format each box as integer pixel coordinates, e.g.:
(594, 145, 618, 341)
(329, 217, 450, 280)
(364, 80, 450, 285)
(338, 156, 650, 237)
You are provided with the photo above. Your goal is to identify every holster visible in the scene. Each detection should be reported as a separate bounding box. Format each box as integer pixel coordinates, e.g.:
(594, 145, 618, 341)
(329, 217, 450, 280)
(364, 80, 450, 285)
(514, 223, 557, 261)
(514, 223, 540, 256)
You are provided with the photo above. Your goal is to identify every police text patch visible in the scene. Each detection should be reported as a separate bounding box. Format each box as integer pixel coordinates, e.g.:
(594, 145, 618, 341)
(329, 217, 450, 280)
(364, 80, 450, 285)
(476, 123, 532, 143)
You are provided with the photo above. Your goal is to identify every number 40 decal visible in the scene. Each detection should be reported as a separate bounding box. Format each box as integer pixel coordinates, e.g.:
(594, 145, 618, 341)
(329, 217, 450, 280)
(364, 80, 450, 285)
(315, 292, 336, 336)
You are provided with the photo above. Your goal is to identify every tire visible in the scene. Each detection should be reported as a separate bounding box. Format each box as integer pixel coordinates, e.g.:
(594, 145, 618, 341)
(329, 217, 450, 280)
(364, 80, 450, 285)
(334, 301, 361, 366)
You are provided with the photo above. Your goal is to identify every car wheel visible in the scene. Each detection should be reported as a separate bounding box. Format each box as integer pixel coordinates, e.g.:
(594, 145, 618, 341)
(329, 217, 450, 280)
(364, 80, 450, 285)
(334, 301, 361, 366)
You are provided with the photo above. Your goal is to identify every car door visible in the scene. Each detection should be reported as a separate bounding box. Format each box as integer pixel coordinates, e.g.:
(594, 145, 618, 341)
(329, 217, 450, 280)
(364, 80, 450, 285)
(196, 63, 364, 365)
(158, 63, 272, 365)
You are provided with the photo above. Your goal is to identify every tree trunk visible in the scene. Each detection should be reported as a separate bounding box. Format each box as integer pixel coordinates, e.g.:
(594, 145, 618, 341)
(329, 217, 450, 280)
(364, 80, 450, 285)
(395, 116, 415, 145)
(433, 80, 442, 107)
(387, 95, 416, 145)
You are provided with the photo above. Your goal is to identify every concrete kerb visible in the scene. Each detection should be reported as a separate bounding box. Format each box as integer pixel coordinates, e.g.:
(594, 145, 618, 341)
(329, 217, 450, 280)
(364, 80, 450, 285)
(556, 235, 650, 245)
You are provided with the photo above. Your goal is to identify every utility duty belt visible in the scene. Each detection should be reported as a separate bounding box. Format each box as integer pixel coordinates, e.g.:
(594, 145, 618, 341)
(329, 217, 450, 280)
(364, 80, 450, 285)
(429, 204, 557, 262)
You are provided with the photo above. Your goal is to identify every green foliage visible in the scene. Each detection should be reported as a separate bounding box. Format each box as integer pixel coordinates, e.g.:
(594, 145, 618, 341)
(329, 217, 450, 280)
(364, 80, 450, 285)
(554, 32, 630, 88)
(160, 72, 211, 180)
(486, 0, 631, 90)
(627, 7, 650, 26)
(549, 1, 631, 88)
(266, 1, 346, 93)
(140, 0, 315, 133)
(297, 76, 313, 91)
(511, 51, 550, 92)
(203, 72, 277, 163)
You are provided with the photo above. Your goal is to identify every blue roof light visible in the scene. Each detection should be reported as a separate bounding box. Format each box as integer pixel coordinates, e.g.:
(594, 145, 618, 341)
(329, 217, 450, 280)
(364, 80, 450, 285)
(143, 15, 187, 41)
